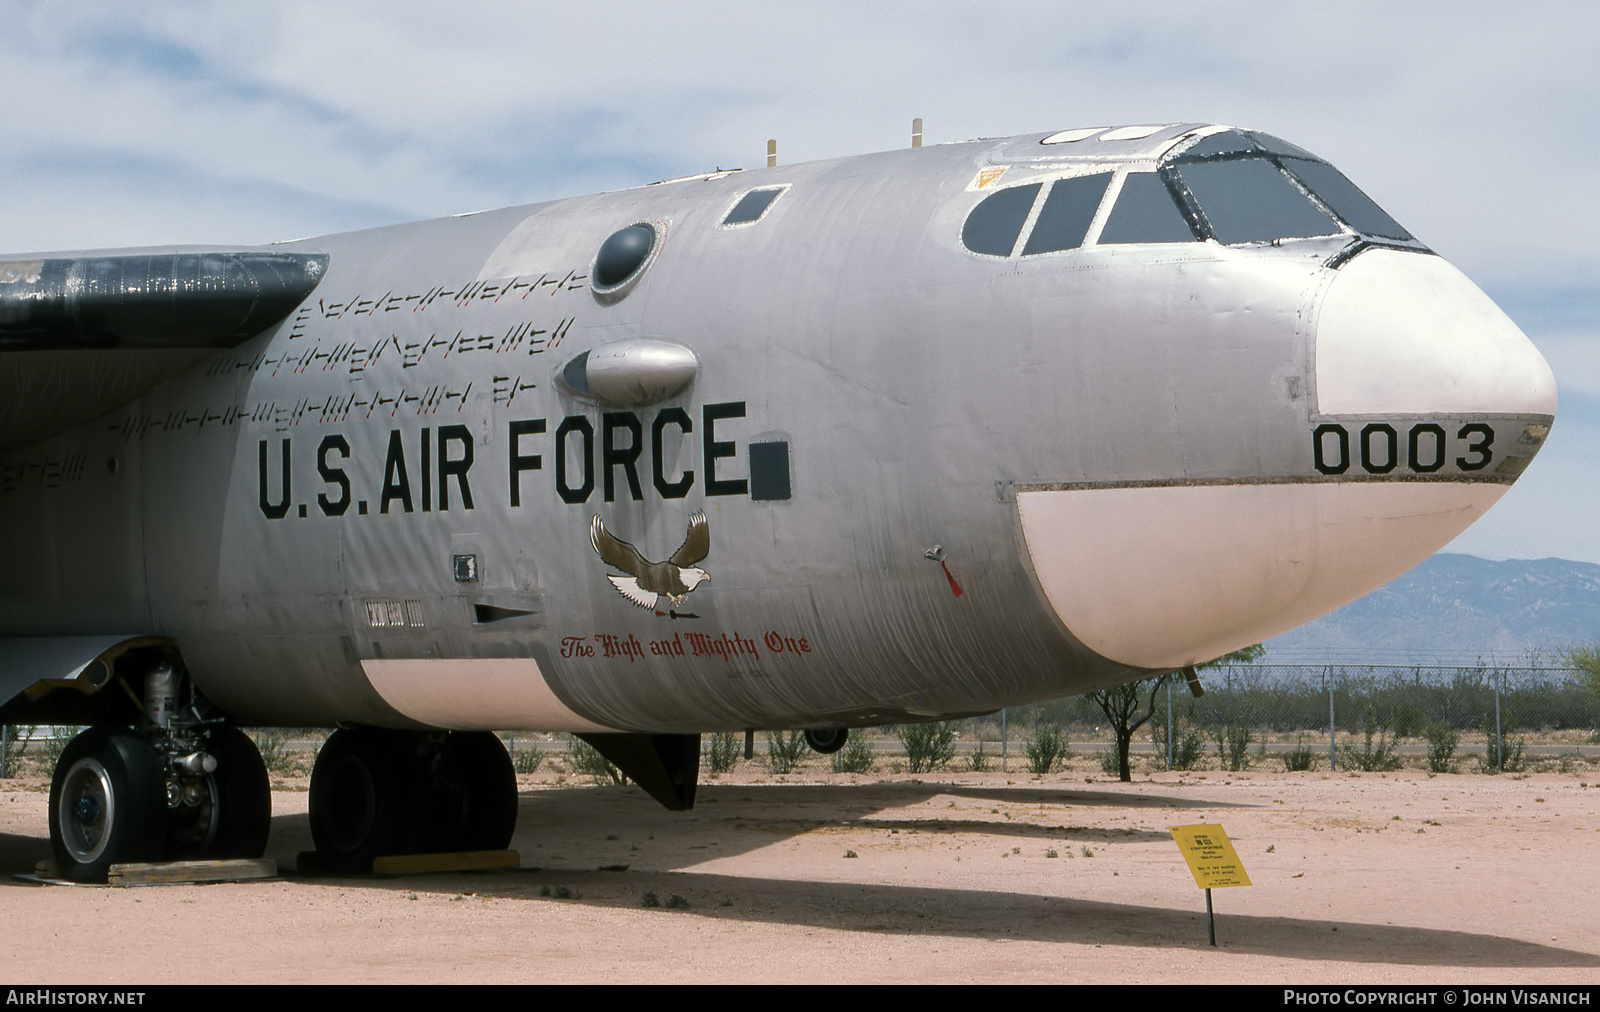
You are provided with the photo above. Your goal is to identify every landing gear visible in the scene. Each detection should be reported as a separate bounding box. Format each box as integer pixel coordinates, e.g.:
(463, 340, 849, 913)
(164, 726, 272, 862)
(308, 728, 518, 872)
(46, 657, 276, 882)
(805, 728, 849, 754)
(422, 731, 518, 853)
(50, 728, 167, 882)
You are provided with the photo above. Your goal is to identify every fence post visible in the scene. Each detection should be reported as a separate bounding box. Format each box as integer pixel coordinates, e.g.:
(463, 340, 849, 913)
(1327, 667, 1337, 771)
(1000, 709, 1008, 772)
(0, 725, 8, 779)
(1494, 667, 1504, 774)
(1166, 678, 1174, 770)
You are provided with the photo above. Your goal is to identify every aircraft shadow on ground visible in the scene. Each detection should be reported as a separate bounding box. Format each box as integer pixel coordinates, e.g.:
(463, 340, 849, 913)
(6, 781, 1594, 968)
(1, 780, 1258, 877)
(353, 866, 1599, 969)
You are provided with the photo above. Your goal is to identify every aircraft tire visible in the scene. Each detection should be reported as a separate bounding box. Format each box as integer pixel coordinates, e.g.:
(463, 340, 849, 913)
(49, 727, 167, 882)
(309, 728, 425, 873)
(166, 726, 272, 861)
(422, 732, 518, 853)
(804, 728, 849, 755)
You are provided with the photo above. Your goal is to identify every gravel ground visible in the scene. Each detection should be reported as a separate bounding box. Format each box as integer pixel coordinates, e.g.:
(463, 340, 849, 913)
(2, 763, 1598, 984)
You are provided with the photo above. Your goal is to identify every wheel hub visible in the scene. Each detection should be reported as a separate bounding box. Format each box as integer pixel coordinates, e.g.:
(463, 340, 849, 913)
(58, 758, 116, 864)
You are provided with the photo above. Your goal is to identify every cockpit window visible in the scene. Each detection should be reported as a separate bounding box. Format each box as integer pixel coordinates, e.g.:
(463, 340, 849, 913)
(1181, 129, 1318, 162)
(1174, 157, 1340, 245)
(723, 187, 785, 226)
(1279, 159, 1412, 241)
(962, 183, 1041, 256)
(1245, 131, 1320, 160)
(1020, 173, 1112, 255)
(1098, 172, 1198, 244)
(1180, 130, 1257, 159)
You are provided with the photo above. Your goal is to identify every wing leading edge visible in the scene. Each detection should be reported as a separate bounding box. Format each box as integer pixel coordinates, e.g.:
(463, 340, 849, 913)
(0, 251, 327, 449)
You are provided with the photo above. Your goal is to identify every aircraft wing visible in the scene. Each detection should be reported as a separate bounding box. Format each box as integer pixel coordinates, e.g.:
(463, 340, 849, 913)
(0, 251, 327, 449)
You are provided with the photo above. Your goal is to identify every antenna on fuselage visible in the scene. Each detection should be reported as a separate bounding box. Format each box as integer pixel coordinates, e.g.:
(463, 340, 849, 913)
(912, 118, 923, 148)
(767, 139, 777, 167)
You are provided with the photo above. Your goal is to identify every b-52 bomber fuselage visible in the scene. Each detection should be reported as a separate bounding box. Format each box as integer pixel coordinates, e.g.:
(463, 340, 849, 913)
(0, 123, 1556, 878)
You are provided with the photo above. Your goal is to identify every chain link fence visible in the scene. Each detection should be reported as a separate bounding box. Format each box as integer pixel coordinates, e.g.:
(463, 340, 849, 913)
(4, 665, 1596, 778)
(978, 664, 1600, 774)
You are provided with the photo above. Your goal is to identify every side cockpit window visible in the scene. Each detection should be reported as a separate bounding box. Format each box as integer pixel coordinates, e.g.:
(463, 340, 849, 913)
(1021, 173, 1112, 255)
(961, 183, 1040, 256)
(1098, 172, 1197, 244)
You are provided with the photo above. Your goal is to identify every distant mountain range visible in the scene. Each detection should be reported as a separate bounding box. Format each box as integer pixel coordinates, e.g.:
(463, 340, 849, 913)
(1261, 554, 1600, 665)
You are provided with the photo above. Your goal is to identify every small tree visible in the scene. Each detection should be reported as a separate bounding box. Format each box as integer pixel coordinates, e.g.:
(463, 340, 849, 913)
(1086, 675, 1174, 782)
(1562, 642, 1600, 697)
(1086, 644, 1264, 782)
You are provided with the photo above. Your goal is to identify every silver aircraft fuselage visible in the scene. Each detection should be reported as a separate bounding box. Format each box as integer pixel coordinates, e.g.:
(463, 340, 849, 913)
(0, 123, 1557, 733)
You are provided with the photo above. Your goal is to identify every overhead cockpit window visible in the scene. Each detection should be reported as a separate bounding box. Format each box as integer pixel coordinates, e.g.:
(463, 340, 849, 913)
(1180, 129, 1317, 162)
(1244, 131, 1319, 160)
(1174, 157, 1339, 245)
(1279, 159, 1412, 241)
(1098, 172, 1198, 244)
(722, 187, 785, 226)
(962, 183, 1041, 256)
(1180, 130, 1256, 160)
(1020, 173, 1112, 256)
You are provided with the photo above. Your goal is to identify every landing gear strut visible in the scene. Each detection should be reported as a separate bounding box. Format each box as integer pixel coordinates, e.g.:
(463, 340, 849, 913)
(308, 728, 517, 873)
(47, 661, 272, 881)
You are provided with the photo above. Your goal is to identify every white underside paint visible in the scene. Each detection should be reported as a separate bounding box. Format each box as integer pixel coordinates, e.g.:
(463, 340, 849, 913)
(1017, 481, 1506, 670)
(1315, 250, 1557, 416)
(360, 658, 616, 732)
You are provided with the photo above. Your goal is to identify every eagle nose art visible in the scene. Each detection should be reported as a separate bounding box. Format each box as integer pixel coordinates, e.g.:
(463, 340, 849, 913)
(1017, 248, 1557, 671)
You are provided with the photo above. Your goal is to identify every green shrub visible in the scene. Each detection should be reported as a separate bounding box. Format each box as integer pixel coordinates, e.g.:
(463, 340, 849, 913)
(1425, 722, 1459, 773)
(514, 743, 544, 774)
(1213, 720, 1254, 771)
(249, 728, 297, 774)
(766, 730, 807, 774)
(568, 736, 622, 783)
(1097, 748, 1121, 775)
(1338, 709, 1403, 772)
(1478, 716, 1527, 774)
(1282, 738, 1317, 772)
(704, 731, 740, 775)
(966, 740, 991, 773)
(39, 726, 83, 773)
(1151, 712, 1204, 771)
(896, 721, 957, 774)
(836, 733, 875, 774)
(1025, 723, 1069, 774)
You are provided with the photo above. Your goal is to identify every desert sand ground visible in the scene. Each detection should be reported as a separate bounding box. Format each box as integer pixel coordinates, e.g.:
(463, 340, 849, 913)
(2, 759, 1598, 985)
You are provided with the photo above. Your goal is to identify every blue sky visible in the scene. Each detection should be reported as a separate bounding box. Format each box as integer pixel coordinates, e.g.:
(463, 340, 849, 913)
(2, 1, 1595, 560)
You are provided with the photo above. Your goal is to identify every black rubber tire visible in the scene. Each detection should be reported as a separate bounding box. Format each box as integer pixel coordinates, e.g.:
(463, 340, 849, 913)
(308, 728, 425, 873)
(805, 728, 849, 755)
(167, 726, 272, 861)
(423, 732, 518, 853)
(49, 727, 166, 882)
(208, 726, 272, 858)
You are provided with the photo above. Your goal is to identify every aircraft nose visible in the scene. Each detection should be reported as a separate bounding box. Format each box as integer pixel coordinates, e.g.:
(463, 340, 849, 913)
(1015, 249, 1557, 673)
(1313, 248, 1556, 417)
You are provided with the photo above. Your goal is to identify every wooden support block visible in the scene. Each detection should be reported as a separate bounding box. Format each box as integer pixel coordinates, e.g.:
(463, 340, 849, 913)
(371, 850, 521, 876)
(107, 858, 278, 886)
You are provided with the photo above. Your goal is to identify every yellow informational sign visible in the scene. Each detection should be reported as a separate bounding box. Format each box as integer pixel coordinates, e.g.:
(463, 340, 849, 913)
(1169, 824, 1252, 889)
